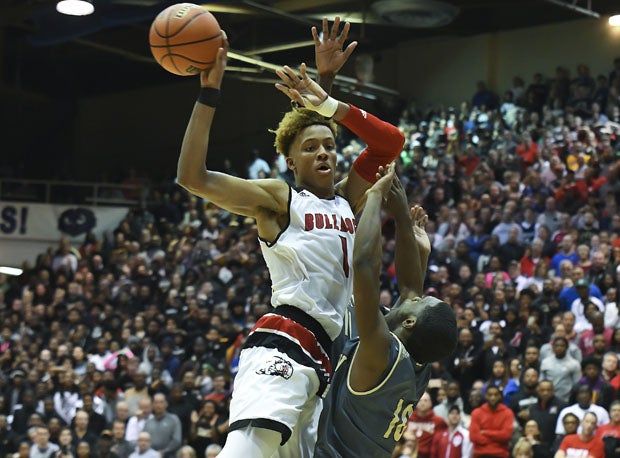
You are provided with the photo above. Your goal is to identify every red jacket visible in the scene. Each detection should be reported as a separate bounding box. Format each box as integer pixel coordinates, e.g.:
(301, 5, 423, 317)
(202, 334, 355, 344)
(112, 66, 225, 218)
(431, 426, 472, 458)
(469, 403, 514, 458)
(407, 411, 448, 457)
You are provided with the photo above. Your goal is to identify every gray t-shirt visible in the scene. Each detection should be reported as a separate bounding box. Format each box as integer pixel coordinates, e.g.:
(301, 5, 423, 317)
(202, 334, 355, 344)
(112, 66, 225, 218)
(29, 443, 59, 458)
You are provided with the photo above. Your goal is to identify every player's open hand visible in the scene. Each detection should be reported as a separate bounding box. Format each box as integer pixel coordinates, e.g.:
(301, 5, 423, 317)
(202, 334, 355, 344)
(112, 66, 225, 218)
(410, 205, 431, 256)
(369, 162, 396, 200)
(383, 174, 409, 219)
(313, 17, 357, 76)
(200, 30, 228, 89)
(275, 63, 328, 109)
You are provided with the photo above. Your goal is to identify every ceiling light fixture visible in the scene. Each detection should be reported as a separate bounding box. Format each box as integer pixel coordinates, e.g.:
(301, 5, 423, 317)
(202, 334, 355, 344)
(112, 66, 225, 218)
(372, 0, 460, 28)
(56, 0, 95, 16)
(610, 15, 620, 27)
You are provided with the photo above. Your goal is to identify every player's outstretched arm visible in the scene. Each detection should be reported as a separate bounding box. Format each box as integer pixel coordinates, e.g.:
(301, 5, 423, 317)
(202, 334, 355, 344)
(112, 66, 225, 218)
(178, 32, 288, 220)
(349, 163, 395, 391)
(384, 178, 428, 301)
(313, 17, 357, 93)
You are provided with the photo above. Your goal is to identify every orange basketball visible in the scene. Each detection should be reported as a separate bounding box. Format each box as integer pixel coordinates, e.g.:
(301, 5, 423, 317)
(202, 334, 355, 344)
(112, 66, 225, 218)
(149, 3, 222, 76)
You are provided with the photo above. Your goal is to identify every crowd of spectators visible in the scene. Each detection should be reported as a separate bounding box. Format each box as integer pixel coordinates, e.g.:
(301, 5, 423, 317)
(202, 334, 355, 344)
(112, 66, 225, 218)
(1, 57, 620, 458)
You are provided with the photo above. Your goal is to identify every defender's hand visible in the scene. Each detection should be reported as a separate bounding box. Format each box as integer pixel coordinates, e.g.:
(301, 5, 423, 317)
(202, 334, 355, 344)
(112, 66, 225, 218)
(313, 17, 357, 76)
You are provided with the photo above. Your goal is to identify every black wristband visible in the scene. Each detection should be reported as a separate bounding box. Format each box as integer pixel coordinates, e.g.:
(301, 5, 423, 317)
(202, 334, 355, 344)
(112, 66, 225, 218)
(197, 87, 220, 107)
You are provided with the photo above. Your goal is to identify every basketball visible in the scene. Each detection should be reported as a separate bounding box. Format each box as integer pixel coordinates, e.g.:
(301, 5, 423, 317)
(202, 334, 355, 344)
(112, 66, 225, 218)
(149, 3, 222, 76)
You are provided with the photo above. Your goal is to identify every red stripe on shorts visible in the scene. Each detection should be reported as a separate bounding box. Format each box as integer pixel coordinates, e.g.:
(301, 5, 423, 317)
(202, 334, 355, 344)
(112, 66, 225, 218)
(250, 314, 333, 375)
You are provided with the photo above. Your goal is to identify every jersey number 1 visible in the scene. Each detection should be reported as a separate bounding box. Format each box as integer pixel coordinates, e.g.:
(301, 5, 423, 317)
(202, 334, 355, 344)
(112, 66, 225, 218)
(383, 398, 414, 442)
(339, 236, 350, 278)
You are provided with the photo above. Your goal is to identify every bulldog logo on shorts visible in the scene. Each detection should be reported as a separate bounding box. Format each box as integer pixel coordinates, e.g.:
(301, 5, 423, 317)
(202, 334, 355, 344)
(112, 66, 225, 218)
(256, 356, 294, 380)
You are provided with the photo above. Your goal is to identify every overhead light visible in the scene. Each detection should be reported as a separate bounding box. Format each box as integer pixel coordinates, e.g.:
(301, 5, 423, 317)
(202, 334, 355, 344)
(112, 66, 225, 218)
(372, 0, 460, 28)
(0, 266, 23, 276)
(56, 0, 95, 16)
(610, 15, 620, 27)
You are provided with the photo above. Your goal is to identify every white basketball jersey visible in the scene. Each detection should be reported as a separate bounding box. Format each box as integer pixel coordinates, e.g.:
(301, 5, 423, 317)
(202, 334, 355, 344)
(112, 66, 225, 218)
(260, 187, 356, 340)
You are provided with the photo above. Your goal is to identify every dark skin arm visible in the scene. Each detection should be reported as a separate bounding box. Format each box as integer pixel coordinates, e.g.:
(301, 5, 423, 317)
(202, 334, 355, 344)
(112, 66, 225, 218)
(177, 32, 290, 243)
(349, 163, 396, 391)
(384, 177, 430, 303)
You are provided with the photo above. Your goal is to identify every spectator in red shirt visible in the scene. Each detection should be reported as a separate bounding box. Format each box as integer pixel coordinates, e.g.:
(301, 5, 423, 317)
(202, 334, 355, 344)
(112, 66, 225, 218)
(596, 401, 620, 458)
(469, 385, 514, 458)
(574, 166, 607, 204)
(203, 373, 229, 404)
(555, 411, 604, 458)
(431, 405, 473, 458)
(520, 238, 551, 278)
(458, 144, 480, 177)
(516, 132, 539, 171)
(601, 352, 620, 395)
(406, 391, 448, 458)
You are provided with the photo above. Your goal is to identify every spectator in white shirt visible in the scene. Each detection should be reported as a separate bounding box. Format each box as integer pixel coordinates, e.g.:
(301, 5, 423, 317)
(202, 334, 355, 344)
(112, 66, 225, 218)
(88, 338, 113, 372)
(555, 385, 610, 435)
(126, 398, 153, 444)
(246, 149, 271, 179)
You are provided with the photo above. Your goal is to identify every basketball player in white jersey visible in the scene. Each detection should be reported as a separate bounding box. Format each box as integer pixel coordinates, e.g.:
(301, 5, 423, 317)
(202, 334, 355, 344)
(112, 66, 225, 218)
(177, 19, 405, 457)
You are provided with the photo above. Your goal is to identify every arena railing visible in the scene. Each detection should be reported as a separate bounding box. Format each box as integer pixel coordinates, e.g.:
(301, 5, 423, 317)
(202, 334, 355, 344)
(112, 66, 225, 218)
(0, 178, 146, 206)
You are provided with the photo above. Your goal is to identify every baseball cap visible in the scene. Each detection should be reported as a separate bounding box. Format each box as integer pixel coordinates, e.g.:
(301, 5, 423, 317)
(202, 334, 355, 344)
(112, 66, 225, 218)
(10, 369, 26, 379)
(575, 278, 590, 288)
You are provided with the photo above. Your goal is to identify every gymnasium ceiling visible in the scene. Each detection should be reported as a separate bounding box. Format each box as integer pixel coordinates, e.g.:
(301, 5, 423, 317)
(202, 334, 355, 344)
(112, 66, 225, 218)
(2, 0, 620, 98)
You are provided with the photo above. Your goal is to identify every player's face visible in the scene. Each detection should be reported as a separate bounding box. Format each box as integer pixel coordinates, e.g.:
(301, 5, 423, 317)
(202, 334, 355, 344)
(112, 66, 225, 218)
(289, 125, 337, 188)
(398, 295, 440, 320)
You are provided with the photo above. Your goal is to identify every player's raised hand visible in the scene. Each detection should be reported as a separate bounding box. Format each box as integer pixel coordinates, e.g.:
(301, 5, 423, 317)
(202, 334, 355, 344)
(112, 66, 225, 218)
(368, 162, 396, 199)
(275, 63, 328, 108)
(313, 17, 357, 76)
(383, 174, 409, 218)
(410, 205, 431, 257)
(200, 30, 228, 89)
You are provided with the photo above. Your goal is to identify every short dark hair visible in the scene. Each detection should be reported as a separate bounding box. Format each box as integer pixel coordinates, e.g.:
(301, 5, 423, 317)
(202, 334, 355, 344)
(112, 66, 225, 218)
(486, 385, 502, 394)
(553, 336, 568, 347)
(576, 384, 593, 396)
(562, 412, 579, 423)
(406, 298, 457, 363)
(581, 356, 601, 371)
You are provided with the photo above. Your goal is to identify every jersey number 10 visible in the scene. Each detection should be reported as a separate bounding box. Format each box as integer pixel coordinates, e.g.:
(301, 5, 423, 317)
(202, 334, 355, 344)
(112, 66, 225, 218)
(383, 398, 414, 442)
